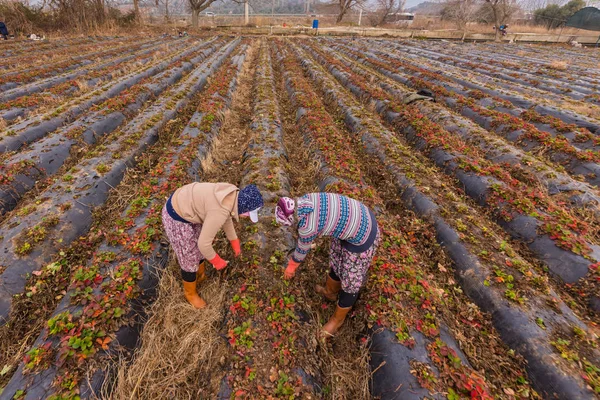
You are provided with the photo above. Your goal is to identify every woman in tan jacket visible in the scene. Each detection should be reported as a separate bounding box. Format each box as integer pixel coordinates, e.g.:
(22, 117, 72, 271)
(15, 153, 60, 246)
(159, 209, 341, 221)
(162, 183, 263, 308)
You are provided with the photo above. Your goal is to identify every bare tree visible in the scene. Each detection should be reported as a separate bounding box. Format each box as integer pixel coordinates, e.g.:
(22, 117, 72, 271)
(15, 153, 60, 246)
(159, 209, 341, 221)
(47, 0, 108, 30)
(189, 0, 217, 26)
(154, 0, 186, 22)
(133, 0, 141, 23)
(93, 0, 105, 24)
(368, 0, 406, 26)
(483, 0, 518, 40)
(336, 0, 363, 23)
(156, 0, 169, 21)
(441, 0, 477, 38)
(304, 0, 311, 14)
(485, 0, 501, 39)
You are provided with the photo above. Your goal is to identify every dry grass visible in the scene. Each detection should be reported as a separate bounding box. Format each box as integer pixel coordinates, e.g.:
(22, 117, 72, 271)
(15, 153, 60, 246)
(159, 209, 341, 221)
(319, 322, 371, 400)
(560, 101, 600, 120)
(199, 133, 222, 174)
(549, 60, 568, 70)
(200, 42, 258, 183)
(108, 260, 227, 399)
(295, 252, 372, 400)
(74, 79, 89, 92)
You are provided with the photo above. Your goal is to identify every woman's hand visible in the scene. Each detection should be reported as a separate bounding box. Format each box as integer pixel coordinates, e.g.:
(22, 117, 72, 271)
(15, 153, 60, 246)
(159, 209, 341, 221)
(230, 239, 241, 257)
(284, 259, 300, 280)
(284, 268, 296, 280)
(209, 254, 229, 270)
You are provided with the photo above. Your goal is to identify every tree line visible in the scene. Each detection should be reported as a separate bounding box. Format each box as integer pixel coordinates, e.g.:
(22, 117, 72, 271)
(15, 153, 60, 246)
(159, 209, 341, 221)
(0, 0, 589, 35)
(440, 0, 587, 39)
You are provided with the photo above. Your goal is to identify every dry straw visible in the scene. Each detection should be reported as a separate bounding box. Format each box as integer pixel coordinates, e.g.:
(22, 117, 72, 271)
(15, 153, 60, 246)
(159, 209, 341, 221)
(549, 60, 568, 70)
(108, 260, 227, 399)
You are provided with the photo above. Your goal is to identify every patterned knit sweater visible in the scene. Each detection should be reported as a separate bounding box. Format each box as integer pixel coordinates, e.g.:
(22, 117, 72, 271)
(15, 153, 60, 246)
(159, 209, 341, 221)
(292, 193, 377, 263)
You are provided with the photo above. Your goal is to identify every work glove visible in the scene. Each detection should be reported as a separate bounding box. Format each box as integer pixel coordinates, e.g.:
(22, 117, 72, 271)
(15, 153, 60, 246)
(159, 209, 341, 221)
(230, 239, 241, 257)
(209, 254, 228, 270)
(284, 259, 300, 280)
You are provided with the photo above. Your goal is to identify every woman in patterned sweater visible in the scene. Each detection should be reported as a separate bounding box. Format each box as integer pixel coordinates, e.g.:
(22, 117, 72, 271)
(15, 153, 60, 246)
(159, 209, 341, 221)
(275, 193, 380, 336)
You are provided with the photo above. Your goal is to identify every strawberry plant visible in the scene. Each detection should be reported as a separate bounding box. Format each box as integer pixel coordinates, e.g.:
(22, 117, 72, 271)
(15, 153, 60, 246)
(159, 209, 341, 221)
(23, 342, 52, 372)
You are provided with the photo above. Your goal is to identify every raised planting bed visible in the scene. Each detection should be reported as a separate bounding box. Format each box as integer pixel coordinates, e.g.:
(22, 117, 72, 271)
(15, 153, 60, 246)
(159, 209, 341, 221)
(0, 38, 226, 216)
(0, 38, 163, 103)
(0, 39, 239, 326)
(308, 41, 600, 216)
(0, 39, 188, 123)
(477, 40, 599, 64)
(0, 37, 158, 90)
(394, 41, 600, 103)
(300, 39, 600, 314)
(0, 37, 100, 59)
(275, 39, 539, 399)
(329, 40, 600, 189)
(362, 38, 600, 136)
(0, 40, 247, 400)
(378, 39, 600, 135)
(285, 39, 599, 399)
(410, 40, 600, 89)
(0, 38, 220, 154)
(0, 37, 147, 69)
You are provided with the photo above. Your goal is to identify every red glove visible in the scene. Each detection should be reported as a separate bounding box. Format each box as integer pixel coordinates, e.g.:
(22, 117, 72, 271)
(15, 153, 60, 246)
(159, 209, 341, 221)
(209, 254, 228, 270)
(284, 259, 300, 280)
(230, 239, 241, 257)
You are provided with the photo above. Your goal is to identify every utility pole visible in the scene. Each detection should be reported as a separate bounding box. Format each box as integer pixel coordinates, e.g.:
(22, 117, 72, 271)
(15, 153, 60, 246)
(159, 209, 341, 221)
(244, 0, 249, 25)
(358, 8, 362, 26)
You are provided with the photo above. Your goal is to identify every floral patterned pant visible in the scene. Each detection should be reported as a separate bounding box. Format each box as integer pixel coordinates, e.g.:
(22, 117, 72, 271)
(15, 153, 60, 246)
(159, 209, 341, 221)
(329, 231, 381, 294)
(162, 205, 204, 273)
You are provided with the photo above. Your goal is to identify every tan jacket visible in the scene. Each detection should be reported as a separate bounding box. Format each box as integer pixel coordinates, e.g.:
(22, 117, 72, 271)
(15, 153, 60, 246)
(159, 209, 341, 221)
(171, 182, 239, 260)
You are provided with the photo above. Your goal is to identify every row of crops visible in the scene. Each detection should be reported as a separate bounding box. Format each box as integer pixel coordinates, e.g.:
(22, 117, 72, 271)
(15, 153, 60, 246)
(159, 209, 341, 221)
(0, 36, 598, 399)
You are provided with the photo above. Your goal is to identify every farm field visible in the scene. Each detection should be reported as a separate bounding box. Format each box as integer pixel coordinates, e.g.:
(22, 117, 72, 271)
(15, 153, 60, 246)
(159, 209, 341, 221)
(0, 35, 598, 399)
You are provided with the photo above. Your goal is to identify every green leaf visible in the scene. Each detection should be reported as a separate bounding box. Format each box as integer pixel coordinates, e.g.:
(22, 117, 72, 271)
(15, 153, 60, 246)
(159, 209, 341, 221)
(1, 365, 11, 376)
(447, 388, 460, 400)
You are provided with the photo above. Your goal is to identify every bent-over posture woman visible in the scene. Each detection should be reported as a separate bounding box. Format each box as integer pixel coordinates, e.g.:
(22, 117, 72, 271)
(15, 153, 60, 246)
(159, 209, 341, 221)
(275, 193, 380, 336)
(162, 182, 263, 308)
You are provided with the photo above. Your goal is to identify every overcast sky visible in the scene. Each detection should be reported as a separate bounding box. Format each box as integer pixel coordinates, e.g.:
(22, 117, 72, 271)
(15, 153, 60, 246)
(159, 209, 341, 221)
(405, 0, 425, 9)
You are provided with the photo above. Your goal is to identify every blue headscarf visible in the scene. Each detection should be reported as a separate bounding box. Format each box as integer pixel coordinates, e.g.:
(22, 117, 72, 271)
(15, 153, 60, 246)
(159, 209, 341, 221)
(237, 184, 263, 215)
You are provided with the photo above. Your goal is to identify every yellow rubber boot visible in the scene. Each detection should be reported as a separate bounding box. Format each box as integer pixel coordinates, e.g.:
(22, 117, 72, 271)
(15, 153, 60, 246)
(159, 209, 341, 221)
(197, 261, 207, 284)
(315, 275, 341, 302)
(322, 305, 351, 337)
(183, 279, 207, 309)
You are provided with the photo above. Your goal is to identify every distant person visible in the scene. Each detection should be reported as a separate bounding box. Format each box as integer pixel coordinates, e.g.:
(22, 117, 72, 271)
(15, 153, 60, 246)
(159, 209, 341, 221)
(499, 24, 508, 36)
(162, 183, 263, 309)
(0, 22, 8, 40)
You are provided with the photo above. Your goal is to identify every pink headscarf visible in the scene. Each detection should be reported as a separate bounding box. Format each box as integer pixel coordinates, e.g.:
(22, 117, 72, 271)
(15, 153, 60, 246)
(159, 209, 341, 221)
(275, 197, 295, 226)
